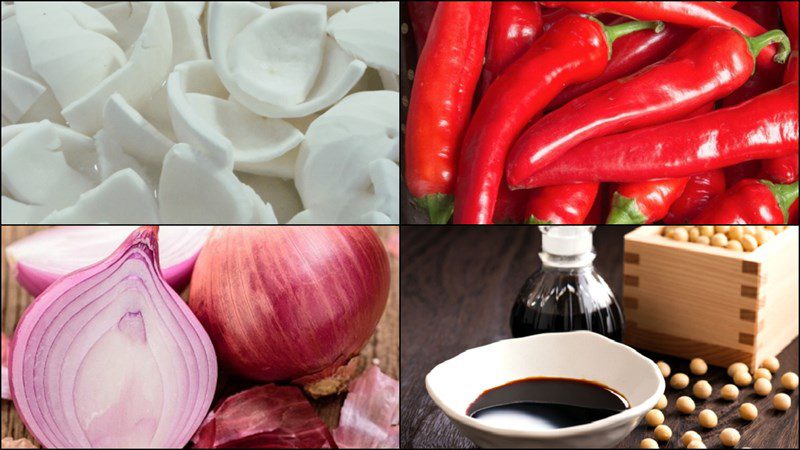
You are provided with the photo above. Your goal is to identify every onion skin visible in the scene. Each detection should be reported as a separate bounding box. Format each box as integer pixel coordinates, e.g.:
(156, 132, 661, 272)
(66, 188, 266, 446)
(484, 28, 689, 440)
(9, 226, 217, 448)
(189, 226, 390, 386)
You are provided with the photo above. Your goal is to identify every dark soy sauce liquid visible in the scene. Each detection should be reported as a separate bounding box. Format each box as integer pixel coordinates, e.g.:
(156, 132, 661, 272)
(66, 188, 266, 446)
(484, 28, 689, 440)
(466, 377, 629, 430)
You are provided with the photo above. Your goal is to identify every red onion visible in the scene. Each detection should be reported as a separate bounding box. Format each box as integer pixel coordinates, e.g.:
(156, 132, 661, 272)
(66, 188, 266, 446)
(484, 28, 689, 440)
(1, 333, 9, 400)
(189, 226, 390, 391)
(9, 226, 217, 448)
(6, 226, 211, 296)
(333, 365, 399, 449)
(192, 384, 335, 448)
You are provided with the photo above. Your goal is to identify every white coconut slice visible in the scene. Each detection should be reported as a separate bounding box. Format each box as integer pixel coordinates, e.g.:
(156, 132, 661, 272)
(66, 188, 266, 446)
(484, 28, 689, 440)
(158, 143, 276, 223)
(369, 158, 399, 222)
(167, 59, 303, 174)
(327, 2, 398, 74)
(295, 90, 398, 222)
(1, 67, 46, 123)
(1, 120, 95, 208)
(208, 2, 365, 118)
(272, 2, 375, 14)
(232, 4, 326, 105)
(1, 196, 52, 224)
(15, 2, 125, 108)
(61, 2, 172, 134)
(104, 93, 175, 165)
(94, 130, 157, 190)
(379, 69, 399, 91)
(237, 171, 303, 223)
(40, 168, 159, 223)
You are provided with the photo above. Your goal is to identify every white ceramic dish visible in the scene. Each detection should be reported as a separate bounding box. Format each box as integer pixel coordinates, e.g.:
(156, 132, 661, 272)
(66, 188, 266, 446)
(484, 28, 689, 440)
(425, 331, 664, 448)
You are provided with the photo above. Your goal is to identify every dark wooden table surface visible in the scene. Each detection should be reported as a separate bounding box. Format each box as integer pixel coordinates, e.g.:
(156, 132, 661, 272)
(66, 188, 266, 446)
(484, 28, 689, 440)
(400, 226, 799, 448)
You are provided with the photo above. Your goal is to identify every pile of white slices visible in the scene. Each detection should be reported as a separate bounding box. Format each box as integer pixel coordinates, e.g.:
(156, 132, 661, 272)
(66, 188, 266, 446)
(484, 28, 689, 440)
(1, 1, 399, 224)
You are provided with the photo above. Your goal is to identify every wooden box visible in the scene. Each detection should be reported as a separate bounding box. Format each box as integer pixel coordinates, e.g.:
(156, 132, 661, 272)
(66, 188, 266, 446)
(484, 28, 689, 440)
(622, 226, 799, 370)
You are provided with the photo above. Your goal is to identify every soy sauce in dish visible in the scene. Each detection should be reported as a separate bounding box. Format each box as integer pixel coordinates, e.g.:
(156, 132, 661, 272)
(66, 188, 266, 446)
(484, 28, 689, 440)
(466, 377, 629, 430)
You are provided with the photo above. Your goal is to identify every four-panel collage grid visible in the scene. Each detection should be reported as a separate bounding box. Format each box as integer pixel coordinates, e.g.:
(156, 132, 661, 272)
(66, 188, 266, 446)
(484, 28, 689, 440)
(1, 2, 799, 449)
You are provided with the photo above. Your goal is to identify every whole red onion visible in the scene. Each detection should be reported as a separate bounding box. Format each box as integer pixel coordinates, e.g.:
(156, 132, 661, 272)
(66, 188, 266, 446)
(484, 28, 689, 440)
(189, 226, 390, 387)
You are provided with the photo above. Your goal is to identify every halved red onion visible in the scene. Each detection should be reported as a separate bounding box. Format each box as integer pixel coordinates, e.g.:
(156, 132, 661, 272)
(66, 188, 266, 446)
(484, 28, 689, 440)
(6, 226, 212, 296)
(333, 365, 399, 449)
(9, 226, 217, 448)
(1, 332, 9, 400)
(192, 384, 335, 448)
(189, 226, 390, 392)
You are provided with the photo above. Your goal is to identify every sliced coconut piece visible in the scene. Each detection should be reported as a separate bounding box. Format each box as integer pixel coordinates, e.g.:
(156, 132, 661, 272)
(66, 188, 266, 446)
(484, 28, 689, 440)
(96, 1, 152, 50)
(185, 92, 303, 167)
(295, 90, 398, 223)
(208, 2, 365, 118)
(2, 121, 99, 183)
(1, 121, 94, 208)
(328, 2, 398, 74)
(174, 2, 208, 20)
(40, 169, 159, 223)
(164, 2, 208, 64)
(242, 184, 279, 224)
(229, 4, 326, 105)
(94, 129, 156, 189)
(1, 68, 45, 123)
(379, 69, 398, 91)
(104, 93, 175, 165)
(369, 158, 399, 223)
(159, 143, 274, 223)
(272, 2, 375, 14)
(1, 196, 52, 224)
(237, 172, 303, 223)
(15, 2, 126, 108)
(357, 211, 393, 224)
(61, 2, 172, 134)
(167, 59, 303, 174)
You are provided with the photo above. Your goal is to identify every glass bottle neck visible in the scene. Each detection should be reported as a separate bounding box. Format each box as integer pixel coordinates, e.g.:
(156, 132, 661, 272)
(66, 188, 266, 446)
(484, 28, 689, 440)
(539, 250, 596, 269)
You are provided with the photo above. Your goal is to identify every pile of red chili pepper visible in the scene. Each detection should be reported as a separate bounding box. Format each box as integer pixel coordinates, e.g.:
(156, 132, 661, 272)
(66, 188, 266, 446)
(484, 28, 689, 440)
(405, 1, 799, 224)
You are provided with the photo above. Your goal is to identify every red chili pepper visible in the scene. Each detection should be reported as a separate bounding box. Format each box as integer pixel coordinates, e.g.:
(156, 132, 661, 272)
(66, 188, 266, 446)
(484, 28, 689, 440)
(541, 2, 782, 76)
(724, 160, 763, 188)
(733, 1, 781, 29)
(789, 198, 799, 224)
(763, 32, 796, 189)
(718, 2, 738, 7)
(522, 83, 799, 188)
(779, 1, 799, 49)
(506, 28, 791, 188)
(541, 2, 763, 33)
(405, 2, 491, 224)
(476, 2, 542, 101)
(721, 1, 784, 107)
(606, 178, 689, 224)
(583, 184, 607, 224)
(407, 2, 439, 55)
(524, 183, 600, 224)
(452, 16, 663, 224)
(691, 179, 799, 224)
(785, 51, 799, 84)
(540, 6, 574, 32)
(493, 181, 529, 224)
(761, 153, 799, 184)
(547, 21, 693, 111)
(663, 170, 727, 223)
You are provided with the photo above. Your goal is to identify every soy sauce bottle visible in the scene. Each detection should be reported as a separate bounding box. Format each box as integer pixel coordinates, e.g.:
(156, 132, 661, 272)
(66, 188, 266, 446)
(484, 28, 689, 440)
(510, 226, 624, 342)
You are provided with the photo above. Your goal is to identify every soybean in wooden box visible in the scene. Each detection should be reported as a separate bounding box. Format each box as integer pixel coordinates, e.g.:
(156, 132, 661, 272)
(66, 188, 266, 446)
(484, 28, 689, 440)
(622, 226, 798, 370)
